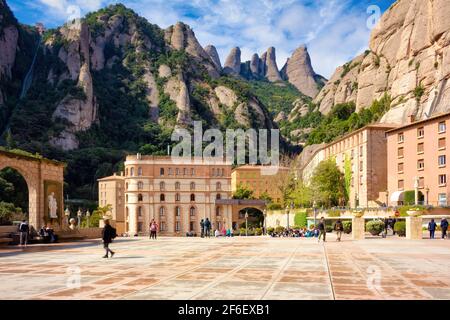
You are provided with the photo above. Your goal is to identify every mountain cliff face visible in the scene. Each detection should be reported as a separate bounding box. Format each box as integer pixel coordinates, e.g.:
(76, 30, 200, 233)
(315, 0, 450, 124)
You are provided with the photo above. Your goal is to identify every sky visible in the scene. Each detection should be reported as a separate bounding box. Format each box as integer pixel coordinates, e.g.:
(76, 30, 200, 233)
(7, 0, 396, 78)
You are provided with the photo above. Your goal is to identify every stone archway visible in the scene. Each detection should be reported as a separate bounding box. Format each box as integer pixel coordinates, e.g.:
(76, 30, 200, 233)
(0, 149, 65, 231)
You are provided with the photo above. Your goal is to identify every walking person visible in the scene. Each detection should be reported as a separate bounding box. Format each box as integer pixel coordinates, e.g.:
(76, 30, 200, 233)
(384, 218, 390, 236)
(150, 219, 158, 240)
(428, 219, 437, 239)
(18, 220, 29, 247)
(204, 218, 211, 238)
(200, 219, 205, 238)
(334, 219, 344, 242)
(102, 218, 117, 258)
(318, 217, 326, 243)
(440, 218, 448, 239)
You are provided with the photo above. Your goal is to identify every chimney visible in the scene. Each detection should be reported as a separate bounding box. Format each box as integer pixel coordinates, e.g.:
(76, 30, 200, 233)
(409, 114, 416, 123)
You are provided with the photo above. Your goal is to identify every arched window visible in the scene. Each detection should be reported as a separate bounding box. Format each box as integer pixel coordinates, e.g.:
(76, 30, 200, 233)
(190, 207, 196, 216)
(126, 194, 129, 202)
(175, 206, 181, 217)
(126, 183, 129, 190)
(159, 207, 165, 217)
(130, 167, 135, 176)
(216, 206, 221, 216)
(160, 194, 165, 202)
(216, 193, 221, 200)
(216, 182, 222, 191)
(190, 182, 195, 190)
(160, 181, 165, 191)
(138, 206, 143, 217)
(138, 167, 143, 176)
(138, 181, 143, 190)
(175, 193, 180, 201)
(190, 194, 195, 202)
(175, 182, 180, 190)
(138, 194, 143, 202)
(160, 168, 165, 176)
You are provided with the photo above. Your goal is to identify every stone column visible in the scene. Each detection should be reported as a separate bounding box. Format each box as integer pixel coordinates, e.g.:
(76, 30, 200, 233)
(406, 216, 423, 240)
(352, 217, 365, 240)
(128, 205, 138, 236)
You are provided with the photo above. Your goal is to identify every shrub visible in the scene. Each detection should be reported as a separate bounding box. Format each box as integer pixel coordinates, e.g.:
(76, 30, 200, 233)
(267, 227, 275, 234)
(398, 205, 427, 217)
(255, 228, 263, 236)
(394, 221, 406, 237)
(343, 221, 352, 234)
(275, 226, 285, 234)
(294, 212, 308, 228)
(366, 220, 385, 236)
(327, 210, 341, 217)
(403, 190, 416, 205)
(325, 225, 333, 233)
(267, 203, 282, 210)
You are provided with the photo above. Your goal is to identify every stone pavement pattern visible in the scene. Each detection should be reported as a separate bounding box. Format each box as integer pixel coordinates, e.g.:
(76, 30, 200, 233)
(1, 234, 450, 300)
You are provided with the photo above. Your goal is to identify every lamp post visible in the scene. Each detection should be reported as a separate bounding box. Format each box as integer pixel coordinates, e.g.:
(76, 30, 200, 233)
(86, 210, 91, 228)
(245, 210, 249, 237)
(64, 207, 70, 227)
(285, 205, 290, 230)
(263, 209, 267, 235)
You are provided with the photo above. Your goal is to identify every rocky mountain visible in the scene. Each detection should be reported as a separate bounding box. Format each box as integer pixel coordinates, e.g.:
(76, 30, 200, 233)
(315, 0, 450, 125)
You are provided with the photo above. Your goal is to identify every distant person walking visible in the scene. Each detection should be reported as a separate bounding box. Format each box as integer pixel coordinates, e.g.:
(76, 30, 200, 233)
(428, 219, 437, 239)
(318, 217, 326, 243)
(440, 218, 448, 239)
(200, 219, 205, 238)
(18, 220, 29, 247)
(149, 219, 158, 240)
(102, 218, 117, 258)
(204, 218, 211, 238)
(334, 219, 343, 242)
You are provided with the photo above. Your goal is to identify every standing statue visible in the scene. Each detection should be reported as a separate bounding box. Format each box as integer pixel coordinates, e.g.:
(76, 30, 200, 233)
(48, 192, 58, 219)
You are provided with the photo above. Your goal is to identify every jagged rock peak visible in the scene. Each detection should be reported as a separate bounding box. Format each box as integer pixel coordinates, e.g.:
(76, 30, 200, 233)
(223, 47, 241, 75)
(204, 45, 222, 70)
(250, 53, 260, 75)
(281, 44, 321, 98)
(262, 47, 282, 82)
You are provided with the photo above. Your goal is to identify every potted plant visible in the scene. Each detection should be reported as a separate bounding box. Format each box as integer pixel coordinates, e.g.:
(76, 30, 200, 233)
(366, 220, 385, 236)
(394, 221, 406, 237)
(343, 221, 352, 234)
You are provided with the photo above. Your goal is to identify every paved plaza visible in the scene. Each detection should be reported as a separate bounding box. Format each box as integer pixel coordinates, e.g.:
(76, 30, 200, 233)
(1, 234, 450, 300)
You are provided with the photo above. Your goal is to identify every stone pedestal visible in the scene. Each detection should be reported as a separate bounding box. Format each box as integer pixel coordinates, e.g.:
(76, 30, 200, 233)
(406, 216, 423, 240)
(352, 217, 365, 240)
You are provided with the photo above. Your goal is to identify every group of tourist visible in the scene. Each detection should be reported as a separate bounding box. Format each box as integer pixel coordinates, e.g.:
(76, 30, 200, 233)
(427, 218, 448, 239)
(17, 220, 58, 247)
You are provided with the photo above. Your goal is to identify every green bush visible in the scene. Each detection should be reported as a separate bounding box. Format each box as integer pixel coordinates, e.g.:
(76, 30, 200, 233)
(343, 221, 352, 234)
(394, 221, 406, 237)
(267, 227, 275, 234)
(275, 226, 285, 234)
(255, 228, 263, 236)
(294, 212, 308, 228)
(398, 205, 427, 217)
(267, 203, 282, 210)
(325, 225, 333, 233)
(366, 220, 385, 236)
(327, 210, 341, 217)
(403, 191, 415, 205)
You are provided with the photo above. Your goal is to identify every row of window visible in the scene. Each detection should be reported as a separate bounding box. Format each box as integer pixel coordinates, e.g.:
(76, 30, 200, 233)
(158, 167, 226, 177)
(398, 138, 446, 157)
(398, 174, 447, 189)
(126, 181, 223, 191)
(398, 155, 447, 172)
(397, 122, 447, 143)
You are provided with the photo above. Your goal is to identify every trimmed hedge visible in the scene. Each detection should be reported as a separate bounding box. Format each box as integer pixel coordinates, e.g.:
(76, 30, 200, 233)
(394, 221, 406, 237)
(366, 220, 384, 236)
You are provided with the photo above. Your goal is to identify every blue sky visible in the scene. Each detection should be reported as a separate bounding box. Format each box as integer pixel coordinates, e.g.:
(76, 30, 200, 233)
(7, 0, 396, 78)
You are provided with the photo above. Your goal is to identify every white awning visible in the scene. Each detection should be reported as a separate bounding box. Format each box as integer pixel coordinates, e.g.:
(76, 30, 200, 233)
(390, 191, 404, 202)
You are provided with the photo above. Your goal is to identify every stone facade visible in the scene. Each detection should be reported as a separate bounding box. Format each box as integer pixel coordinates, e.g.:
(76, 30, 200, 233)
(98, 173, 126, 234)
(122, 155, 233, 236)
(386, 112, 450, 207)
(0, 150, 65, 230)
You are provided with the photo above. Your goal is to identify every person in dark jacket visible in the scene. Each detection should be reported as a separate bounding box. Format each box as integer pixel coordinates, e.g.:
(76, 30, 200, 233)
(204, 218, 211, 238)
(334, 219, 343, 241)
(102, 218, 116, 258)
(18, 220, 29, 247)
(318, 217, 326, 243)
(428, 219, 437, 239)
(200, 219, 205, 238)
(440, 218, 448, 239)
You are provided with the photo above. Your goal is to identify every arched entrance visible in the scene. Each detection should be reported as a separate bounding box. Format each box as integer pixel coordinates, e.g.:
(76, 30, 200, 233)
(0, 167, 29, 225)
(238, 207, 264, 229)
(0, 149, 65, 231)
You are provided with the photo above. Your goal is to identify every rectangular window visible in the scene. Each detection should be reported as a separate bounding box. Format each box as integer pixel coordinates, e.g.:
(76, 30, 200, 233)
(439, 155, 446, 167)
(360, 146, 363, 156)
(438, 121, 446, 133)
(417, 159, 424, 170)
(438, 137, 446, 149)
(418, 177, 424, 188)
(137, 222, 143, 232)
(417, 143, 424, 153)
(398, 147, 404, 158)
(398, 163, 404, 173)
(175, 221, 181, 232)
(398, 180, 404, 190)
(359, 161, 363, 172)
(439, 174, 447, 186)
(398, 133, 404, 143)
(417, 127, 424, 138)
(438, 194, 447, 206)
